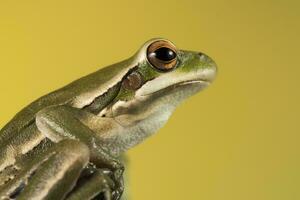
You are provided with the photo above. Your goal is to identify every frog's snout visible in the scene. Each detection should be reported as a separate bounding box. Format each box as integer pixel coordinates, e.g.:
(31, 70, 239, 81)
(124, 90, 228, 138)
(198, 52, 205, 57)
(198, 52, 216, 66)
(197, 52, 217, 83)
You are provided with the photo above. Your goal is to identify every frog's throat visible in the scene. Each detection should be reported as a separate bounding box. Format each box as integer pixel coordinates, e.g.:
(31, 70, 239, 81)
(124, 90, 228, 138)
(97, 81, 205, 156)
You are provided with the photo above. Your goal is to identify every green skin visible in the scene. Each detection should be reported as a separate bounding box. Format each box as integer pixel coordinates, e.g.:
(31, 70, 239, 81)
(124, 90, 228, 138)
(0, 38, 217, 200)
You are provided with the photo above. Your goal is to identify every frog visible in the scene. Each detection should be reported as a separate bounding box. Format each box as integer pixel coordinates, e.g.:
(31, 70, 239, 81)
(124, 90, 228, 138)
(0, 38, 217, 200)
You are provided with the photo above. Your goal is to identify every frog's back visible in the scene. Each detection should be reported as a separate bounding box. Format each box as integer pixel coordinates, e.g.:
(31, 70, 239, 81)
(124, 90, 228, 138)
(0, 87, 74, 141)
(0, 58, 135, 139)
(0, 74, 93, 139)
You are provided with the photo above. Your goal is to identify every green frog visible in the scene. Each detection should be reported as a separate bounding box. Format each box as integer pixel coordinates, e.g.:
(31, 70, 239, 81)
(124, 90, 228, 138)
(0, 38, 217, 200)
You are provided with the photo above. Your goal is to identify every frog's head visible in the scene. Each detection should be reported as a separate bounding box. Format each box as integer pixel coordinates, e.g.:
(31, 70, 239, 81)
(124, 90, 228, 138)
(133, 38, 217, 97)
(99, 38, 217, 152)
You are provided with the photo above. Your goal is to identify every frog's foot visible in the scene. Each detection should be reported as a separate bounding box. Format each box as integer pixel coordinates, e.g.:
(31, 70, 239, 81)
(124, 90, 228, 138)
(103, 160, 124, 200)
(101, 167, 124, 200)
(67, 164, 123, 200)
(66, 167, 114, 200)
(0, 139, 90, 200)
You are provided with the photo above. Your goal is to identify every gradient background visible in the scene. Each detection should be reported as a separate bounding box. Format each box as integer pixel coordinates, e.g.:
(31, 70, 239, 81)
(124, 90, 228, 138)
(0, 1, 299, 200)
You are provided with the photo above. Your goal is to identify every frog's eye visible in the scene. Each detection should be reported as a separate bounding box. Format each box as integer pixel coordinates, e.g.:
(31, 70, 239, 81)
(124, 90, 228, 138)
(147, 40, 177, 71)
(123, 71, 143, 90)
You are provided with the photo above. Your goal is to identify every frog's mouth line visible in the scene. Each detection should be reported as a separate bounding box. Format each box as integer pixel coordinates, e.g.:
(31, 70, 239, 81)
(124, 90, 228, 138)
(140, 79, 210, 97)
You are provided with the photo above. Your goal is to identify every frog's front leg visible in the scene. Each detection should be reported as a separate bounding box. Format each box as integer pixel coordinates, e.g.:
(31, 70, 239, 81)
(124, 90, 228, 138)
(36, 105, 124, 200)
(0, 139, 89, 200)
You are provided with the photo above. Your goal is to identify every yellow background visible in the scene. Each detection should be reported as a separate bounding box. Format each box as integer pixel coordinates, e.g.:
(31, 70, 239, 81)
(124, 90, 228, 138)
(0, 1, 299, 199)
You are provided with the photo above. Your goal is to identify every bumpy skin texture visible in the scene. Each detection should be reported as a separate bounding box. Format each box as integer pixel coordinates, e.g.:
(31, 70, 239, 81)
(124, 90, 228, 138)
(0, 38, 216, 200)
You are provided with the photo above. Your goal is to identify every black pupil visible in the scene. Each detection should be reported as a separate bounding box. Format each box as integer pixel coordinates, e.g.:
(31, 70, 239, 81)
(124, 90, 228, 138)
(154, 47, 176, 62)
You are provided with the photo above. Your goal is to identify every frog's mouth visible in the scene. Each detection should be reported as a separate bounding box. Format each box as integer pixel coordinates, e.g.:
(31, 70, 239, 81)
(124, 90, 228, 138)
(135, 66, 216, 97)
(140, 79, 210, 97)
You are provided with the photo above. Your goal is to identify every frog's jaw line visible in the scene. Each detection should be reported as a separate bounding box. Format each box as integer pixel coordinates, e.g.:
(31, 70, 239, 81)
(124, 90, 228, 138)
(135, 67, 215, 97)
(140, 80, 210, 97)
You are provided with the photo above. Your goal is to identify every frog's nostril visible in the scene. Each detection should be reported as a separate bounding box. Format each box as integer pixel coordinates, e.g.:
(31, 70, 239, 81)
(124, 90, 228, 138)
(198, 52, 206, 61)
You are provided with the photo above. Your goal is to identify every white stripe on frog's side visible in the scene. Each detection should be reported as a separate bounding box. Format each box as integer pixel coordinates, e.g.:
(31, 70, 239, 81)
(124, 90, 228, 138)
(69, 38, 160, 110)
(70, 60, 137, 109)
(70, 38, 170, 110)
